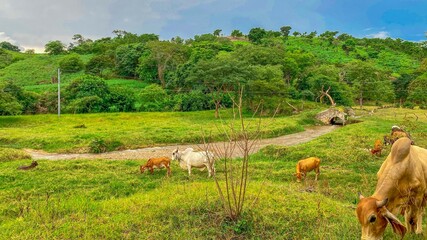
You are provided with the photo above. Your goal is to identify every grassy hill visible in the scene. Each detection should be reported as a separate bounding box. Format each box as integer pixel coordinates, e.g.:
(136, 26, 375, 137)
(285, 37, 420, 74)
(1, 108, 426, 239)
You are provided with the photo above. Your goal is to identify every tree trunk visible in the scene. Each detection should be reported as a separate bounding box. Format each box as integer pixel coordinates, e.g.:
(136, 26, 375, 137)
(157, 64, 166, 88)
(214, 101, 221, 118)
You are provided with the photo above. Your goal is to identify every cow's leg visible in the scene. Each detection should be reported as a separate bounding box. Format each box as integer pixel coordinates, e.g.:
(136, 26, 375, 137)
(415, 210, 423, 234)
(405, 207, 417, 233)
(207, 164, 212, 177)
(166, 164, 171, 177)
(187, 164, 192, 176)
(212, 162, 216, 175)
(315, 167, 320, 181)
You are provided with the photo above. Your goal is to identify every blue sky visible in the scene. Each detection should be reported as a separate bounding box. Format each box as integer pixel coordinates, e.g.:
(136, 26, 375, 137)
(0, 0, 426, 52)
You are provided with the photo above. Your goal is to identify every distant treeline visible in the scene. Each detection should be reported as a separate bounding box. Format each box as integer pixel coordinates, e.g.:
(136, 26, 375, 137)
(0, 27, 427, 115)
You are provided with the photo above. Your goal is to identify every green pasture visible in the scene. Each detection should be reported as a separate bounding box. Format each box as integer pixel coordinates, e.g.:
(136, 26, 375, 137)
(0, 109, 316, 153)
(1, 108, 427, 239)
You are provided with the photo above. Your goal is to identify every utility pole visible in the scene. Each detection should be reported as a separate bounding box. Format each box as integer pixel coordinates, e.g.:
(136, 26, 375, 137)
(58, 68, 61, 117)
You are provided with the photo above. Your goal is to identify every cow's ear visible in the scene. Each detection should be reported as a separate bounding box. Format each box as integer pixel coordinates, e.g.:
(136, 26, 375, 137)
(383, 208, 406, 238)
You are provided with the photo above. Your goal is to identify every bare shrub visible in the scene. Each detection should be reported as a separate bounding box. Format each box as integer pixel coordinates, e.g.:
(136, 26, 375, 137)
(202, 87, 278, 221)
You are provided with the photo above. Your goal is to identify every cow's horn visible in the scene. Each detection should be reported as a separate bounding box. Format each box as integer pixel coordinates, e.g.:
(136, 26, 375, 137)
(358, 192, 364, 200)
(376, 198, 388, 208)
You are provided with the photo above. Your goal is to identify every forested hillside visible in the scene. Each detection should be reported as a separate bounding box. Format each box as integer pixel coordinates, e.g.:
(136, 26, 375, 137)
(0, 27, 426, 115)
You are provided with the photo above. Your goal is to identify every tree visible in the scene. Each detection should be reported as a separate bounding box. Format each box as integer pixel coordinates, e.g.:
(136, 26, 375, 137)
(282, 57, 299, 85)
(233, 44, 285, 66)
(145, 41, 190, 88)
(320, 31, 339, 45)
(392, 74, 413, 106)
(231, 29, 243, 38)
(280, 26, 292, 38)
(171, 36, 184, 44)
(59, 54, 84, 73)
(307, 31, 317, 39)
(248, 27, 267, 44)
(25, 49, 35, 54)
(344, 61, 394, 108)
(292, 31, 301, 37)
(85, 54, 115, 77)
(342, 39, 356, 55)
(407, 73, 427, 105)
(186, 54, 252, 117)
(213, 29, 222, 37)
(44, 40, 66, 55)
(0, 41, 20, 52)
(115, 43, 146, 77)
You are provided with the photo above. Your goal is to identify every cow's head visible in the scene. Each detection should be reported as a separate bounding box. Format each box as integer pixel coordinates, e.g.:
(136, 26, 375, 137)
(356, 194, 406, 240)
(171, 148, 180, 161)
(293, 172, 304, 182)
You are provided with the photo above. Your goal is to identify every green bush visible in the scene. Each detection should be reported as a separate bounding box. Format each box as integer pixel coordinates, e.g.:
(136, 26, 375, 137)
(107, 87, 136, 112)
(65, 96, 104, 113)
(138, 84, 170, 111)
(0, 92, 22, 115)
(1, 81, 40, 115)
(85, 54, 115, 77)
(403, 101, 415, 109)
(65, 75, 110, 100)
(59, 54, 84, 73)
(89, 138, 124, 153)
(174, 90, 213, 111)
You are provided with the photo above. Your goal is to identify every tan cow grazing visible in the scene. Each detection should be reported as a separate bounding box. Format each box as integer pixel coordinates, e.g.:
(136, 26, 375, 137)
(356, 137, 427, 239)
(294, 157, 320, 183)
(140, 157, 171, 176)
(370, 139, 383, 156)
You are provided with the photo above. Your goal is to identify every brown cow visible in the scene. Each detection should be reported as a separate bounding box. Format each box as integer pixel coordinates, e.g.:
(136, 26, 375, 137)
(356, 137, 427, 239)
(370, 139, 383, 156)
(384, 125, 414, 146)
(294, 157, 320, 183)
(140, 157, 171, 176)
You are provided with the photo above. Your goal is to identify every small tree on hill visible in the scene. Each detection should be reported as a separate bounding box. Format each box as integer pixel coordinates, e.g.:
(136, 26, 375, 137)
(231, 30, 243, 38)
(45, 40, 66, 55)
(0, 41, 20, 52)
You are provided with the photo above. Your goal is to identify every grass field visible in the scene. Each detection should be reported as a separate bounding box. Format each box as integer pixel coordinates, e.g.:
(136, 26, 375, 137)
(0, 109, 317, 153)
(1, 108, 427, 239)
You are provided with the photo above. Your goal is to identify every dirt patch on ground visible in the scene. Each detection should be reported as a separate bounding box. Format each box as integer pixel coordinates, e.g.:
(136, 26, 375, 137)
(26, 125, 339, 161)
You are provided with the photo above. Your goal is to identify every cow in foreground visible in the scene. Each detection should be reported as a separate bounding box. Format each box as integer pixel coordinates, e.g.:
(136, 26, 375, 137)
(140, 157, 171, 176)
(356, 137, 427, 239)
(294, 157, 320, 182)
(172, 148, 215, 177)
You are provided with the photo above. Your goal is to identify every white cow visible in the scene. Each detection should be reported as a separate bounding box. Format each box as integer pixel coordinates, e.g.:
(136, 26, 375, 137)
(171, 148, 215, 177)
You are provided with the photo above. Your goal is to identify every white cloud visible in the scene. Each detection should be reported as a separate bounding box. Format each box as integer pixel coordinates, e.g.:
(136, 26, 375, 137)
(366, 31, 390, 39)
(0, 32, 16, 44)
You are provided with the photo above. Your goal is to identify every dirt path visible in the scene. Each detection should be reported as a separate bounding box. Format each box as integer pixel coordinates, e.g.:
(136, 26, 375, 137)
(26, 125, 339, 160)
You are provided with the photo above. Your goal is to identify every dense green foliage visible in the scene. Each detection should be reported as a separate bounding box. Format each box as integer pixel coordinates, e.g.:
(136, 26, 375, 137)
(1, 108, 427, 239)
(0, 27, 426, 115)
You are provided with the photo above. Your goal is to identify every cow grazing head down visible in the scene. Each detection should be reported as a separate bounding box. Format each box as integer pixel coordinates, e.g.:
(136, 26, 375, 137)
(356, 194, 406, 240)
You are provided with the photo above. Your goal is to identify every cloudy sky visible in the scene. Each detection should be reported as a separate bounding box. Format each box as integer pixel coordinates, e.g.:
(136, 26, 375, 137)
(0, 0, 426, 52)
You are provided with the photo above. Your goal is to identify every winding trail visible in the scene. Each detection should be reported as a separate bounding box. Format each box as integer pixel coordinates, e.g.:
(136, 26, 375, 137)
(26, 125, 339, 160)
